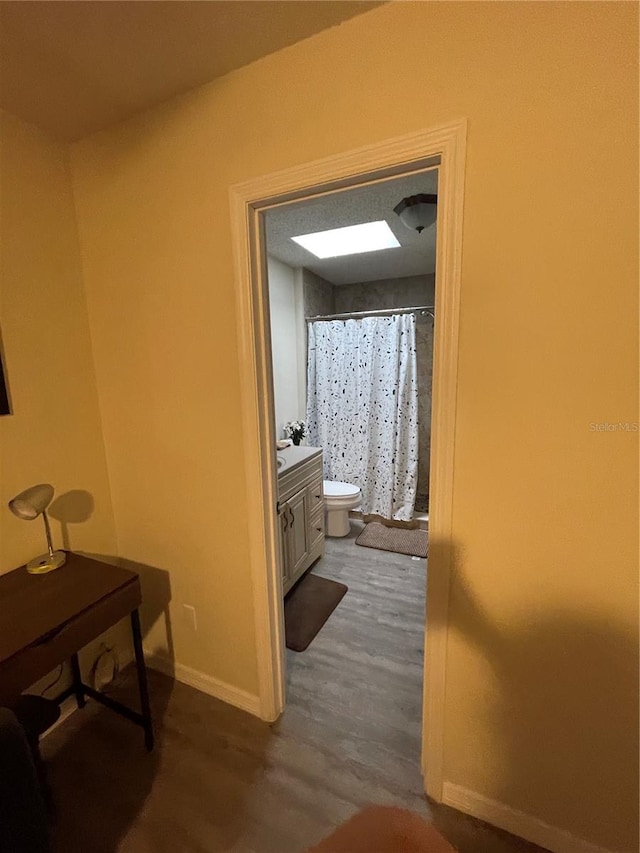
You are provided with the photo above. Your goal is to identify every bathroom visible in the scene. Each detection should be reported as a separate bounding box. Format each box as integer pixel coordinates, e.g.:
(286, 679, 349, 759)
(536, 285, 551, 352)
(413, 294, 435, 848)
(265, 170, 437, 669)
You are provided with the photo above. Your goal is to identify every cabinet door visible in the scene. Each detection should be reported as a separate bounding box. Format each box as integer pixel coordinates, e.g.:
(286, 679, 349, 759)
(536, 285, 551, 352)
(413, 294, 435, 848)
(287, 489, 309, 580)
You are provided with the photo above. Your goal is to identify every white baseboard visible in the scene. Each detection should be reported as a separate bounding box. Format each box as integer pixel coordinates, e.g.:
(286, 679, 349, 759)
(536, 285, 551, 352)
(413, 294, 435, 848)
(57, 695, 77, 728)
(44, 651, 262, 736)
(144, 651, 261, 718)
(442, 783, 617, 853)
(42, 694, 78, 738)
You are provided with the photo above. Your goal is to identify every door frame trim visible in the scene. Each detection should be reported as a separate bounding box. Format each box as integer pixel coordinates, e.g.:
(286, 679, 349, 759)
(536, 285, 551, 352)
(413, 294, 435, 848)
(229, 118, 467, 800)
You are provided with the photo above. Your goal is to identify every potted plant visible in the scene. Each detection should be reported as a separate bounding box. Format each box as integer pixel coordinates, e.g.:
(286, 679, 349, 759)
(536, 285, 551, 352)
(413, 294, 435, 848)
(284, 420, 306, 446)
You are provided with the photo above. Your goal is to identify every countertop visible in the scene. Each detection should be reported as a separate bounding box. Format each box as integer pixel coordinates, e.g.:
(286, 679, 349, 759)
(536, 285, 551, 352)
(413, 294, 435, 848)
(276, 444, 322, 477)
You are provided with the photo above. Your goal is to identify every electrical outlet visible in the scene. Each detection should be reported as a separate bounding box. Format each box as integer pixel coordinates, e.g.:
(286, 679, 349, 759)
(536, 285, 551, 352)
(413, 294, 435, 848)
(183, 604, 197, 631)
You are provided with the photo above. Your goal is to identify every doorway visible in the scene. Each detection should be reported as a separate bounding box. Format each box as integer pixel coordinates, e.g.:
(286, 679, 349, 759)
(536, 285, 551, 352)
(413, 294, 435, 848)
(229, 120, 466, 800)
(265, 169, 437, 527)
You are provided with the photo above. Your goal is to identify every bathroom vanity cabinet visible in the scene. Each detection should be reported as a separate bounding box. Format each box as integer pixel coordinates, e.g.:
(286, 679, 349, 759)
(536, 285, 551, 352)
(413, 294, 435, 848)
(277, 446, 324, 595)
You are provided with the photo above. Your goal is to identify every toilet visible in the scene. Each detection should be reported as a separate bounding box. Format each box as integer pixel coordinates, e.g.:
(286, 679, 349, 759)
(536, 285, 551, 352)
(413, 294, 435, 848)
(323, 480, 361, 537)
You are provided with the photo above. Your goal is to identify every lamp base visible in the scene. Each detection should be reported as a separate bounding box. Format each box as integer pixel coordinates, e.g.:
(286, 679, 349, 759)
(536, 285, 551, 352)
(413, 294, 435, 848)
(27, 551, 66, 575)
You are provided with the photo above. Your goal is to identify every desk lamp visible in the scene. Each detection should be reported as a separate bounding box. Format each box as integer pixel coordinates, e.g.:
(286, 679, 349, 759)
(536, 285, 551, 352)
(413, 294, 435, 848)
(8, 484, 66, 574)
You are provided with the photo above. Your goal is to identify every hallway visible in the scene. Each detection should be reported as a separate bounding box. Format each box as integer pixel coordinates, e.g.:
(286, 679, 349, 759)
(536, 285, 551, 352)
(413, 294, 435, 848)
(43, 526, 544, 852)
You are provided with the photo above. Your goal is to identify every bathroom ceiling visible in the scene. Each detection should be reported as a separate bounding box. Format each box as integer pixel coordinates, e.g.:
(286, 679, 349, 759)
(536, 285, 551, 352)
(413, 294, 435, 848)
(265, 169, 439, 285)
(0, 1, 382, 142)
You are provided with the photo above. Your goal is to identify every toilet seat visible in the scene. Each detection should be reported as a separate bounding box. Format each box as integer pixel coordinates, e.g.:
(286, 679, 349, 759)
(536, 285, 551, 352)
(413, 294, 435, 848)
(323, 480, 360, 500)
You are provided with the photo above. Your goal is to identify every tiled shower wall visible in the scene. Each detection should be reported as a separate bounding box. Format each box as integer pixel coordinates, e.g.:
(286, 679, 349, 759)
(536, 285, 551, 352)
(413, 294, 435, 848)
(303, 271, 435, 515)
(303, 268, 335, 317)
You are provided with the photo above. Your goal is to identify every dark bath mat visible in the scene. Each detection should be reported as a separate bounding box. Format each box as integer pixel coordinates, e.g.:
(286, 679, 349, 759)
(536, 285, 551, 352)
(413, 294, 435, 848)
(284, 573, 348, 652)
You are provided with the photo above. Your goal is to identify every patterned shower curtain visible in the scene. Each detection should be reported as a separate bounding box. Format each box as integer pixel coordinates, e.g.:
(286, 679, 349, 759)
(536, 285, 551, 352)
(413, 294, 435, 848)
(306, 313, 419, 521)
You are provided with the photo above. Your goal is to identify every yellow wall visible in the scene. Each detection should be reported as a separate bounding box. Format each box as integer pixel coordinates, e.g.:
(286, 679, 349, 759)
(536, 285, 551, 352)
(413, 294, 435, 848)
(0, 110, 117, 571)
(70, 3, 638, 850)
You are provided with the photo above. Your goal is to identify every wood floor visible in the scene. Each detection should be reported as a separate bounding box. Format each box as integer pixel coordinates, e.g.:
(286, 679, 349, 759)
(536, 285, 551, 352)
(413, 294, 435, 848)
(43, 521, 545, 852)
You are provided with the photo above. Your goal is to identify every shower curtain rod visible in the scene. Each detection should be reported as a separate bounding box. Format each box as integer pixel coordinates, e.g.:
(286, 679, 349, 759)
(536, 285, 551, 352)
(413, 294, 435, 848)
(305, 305, 435, 322)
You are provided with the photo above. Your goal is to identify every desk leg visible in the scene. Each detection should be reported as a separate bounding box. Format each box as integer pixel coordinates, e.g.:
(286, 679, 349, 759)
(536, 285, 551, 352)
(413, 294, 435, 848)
(130, 608, 154, 751)
(70, 653, 86, 709)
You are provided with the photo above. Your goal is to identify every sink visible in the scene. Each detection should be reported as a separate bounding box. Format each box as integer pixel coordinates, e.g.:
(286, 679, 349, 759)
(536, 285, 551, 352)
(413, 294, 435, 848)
(277, 456, 286, 469)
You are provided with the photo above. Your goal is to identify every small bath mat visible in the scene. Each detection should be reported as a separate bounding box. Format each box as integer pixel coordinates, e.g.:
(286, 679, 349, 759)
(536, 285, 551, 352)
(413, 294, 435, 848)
(356, 522, 428, 558)
(284, 573, 348, 652)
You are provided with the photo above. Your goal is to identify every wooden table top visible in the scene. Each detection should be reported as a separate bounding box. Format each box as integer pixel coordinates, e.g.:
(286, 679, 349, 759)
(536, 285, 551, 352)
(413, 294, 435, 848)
(0, 552, 138, 665)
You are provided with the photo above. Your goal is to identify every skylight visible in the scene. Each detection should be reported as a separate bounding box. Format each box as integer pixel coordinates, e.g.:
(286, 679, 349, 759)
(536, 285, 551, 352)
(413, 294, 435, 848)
(291, 220, 400, 259)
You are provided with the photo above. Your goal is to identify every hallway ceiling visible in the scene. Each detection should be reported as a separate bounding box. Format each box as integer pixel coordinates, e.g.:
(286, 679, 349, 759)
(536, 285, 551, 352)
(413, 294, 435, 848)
(265, 169, 439, 285)
(0, 1, 382, 142)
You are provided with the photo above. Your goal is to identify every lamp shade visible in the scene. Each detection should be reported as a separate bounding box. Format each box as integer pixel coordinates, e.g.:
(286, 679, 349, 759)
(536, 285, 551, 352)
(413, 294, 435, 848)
(393, 193, 437, 234)
(8, 483, 54, 520)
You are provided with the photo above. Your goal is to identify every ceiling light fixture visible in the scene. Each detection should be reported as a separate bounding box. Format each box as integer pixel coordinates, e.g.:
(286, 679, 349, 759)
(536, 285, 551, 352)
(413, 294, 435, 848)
(393, 194, 438, 234)
(291, 220, 400, 259)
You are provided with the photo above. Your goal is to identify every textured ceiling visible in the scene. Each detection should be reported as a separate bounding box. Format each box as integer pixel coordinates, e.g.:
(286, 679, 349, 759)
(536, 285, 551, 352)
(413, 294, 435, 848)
(0, 1, 382, 142)
(265, 169, 439, 285)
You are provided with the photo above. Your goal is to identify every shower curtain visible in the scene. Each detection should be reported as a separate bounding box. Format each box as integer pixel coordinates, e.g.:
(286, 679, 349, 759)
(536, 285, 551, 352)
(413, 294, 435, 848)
(307, 313, 419, 521)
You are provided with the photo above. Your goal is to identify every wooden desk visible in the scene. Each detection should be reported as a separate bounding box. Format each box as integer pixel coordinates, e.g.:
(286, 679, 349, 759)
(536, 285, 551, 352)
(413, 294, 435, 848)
(0, 552, 153, 750)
